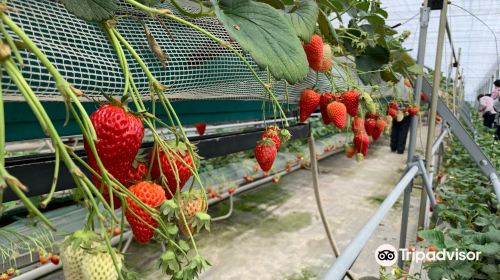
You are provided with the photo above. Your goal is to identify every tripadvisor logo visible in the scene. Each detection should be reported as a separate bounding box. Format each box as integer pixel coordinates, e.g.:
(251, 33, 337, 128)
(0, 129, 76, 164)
(375, 244, 481, 266)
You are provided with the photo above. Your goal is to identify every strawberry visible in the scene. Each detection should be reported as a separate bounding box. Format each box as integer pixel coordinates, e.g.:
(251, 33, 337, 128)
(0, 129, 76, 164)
(39, 256, 48, 265)
(6, 269, 14, 277)
(420, 92, 427, 102)
(318, 43, 333, 72)
(81, 245, 123, 280)
(364, 118, 377, 136)
(408, 106, 419, 117)
(345, 145, 356, 158)
(299, 89, 320, 122)
(408, 245, 416, 253)
(387, 108, 397, 117)
(376, 119, 386, 132)
(88, 158, 128, 209)
(255, 138, 277, 172)
(320, 93, 334, 124)
(428, 244, 436, 252)
(302, 34, 324, 71)
(149, 144, 194, 198)
(416, 236, 424, 242)
(228, 187, 236, 194)
(388, 102, 399, 110)
(396, 110, 404, 122)
(194, 123, 206, 136)
(353, 132, 370, 157)
(371, 128, 382, 141)
(435, 194, 442, 204)
(243, 175, 254, 183)
(113, 228, 121, 236)
(127, 162, 147, 184)
(351, 117, 365, 134)
(50, 255, 60, 265)
(272, 176, 280, 184)
(262, 127, 280, 150)
(178, 191, 206, 236)
(342, 90, 359, 117)
(125, 181, 166, 243)
(404, 79, 412, 88)
(327, 101, 347, 129)
(0, 274, 7, 280)
(85, 104, 144, 167)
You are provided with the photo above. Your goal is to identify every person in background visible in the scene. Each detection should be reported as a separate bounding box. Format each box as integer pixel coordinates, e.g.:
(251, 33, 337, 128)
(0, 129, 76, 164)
(492, 79, 500, 100)
(390, 79, 412, 154)
(494, 95, 500, 140)
(477, 93, 496, 128)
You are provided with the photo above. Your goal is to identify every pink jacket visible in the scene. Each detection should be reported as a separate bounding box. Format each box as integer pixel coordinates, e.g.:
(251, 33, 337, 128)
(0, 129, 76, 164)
(479, 96, 496, 115)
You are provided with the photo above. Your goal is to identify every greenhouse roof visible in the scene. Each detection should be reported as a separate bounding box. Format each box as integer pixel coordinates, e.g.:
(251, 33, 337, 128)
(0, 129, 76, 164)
(382, 0, 500, 101)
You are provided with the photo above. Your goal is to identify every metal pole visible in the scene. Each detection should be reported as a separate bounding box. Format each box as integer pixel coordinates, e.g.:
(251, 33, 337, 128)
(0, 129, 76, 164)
(401, 1, 430, 265)
(322, 166, 419, 280)
(489, 173, 500, 207)
(308, 131, 356, 280)
(418, 0, 448, 229)
(452, 48, 462, 114)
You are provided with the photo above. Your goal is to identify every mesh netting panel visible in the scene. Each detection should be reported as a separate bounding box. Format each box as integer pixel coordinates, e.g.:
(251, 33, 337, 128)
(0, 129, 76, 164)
(2, 0, 360, 103)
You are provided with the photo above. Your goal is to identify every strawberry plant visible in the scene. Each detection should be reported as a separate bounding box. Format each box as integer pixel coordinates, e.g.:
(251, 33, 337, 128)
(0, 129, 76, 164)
(415, 110, 500, 279)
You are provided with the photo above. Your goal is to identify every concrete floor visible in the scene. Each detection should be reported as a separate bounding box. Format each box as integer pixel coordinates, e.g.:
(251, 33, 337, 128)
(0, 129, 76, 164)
(122, 139, 423, 280)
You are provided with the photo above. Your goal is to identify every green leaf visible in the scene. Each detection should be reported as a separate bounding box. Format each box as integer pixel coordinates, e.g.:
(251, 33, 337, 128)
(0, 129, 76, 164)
(256, 0, 285, 9)
(418, 229, 446, 249)
(214, 0, 309, 84)
(427, 266, 446, 280)
(318, 10, 339, 46)
(137, 0, 162, 6)
(469, 242, 500, 256)
(355, 45, 390, 84)
(283, 0, 319, 43)
(61, 0, 117, 22)
(407, 64, 424, 75)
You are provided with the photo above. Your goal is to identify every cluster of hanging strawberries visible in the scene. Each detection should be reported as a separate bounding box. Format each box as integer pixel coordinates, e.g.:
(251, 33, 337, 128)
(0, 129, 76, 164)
(254, 126, 291, 175)
(85, 100, 198, 243)
(386, 101, 420, 122)
(299, 87, 389, 161)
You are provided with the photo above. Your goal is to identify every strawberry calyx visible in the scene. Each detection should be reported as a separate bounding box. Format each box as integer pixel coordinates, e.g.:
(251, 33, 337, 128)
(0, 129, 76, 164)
(258, 137, 276, 147)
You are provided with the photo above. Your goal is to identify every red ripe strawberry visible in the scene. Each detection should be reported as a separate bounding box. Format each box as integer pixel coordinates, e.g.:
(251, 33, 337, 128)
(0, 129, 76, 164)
(387, 108, 397, 117)
(125, 181, 166, 243)
(351, 117, 365, 134)
(388, 102, 399, 110)
(299, 89, 320, 122)
(345, 146, 356, 158)
(88, 158, 128, 209)
(149, 145, 194, 198)
(371, 128, 382, 141)
(342, 90, 359, 117)
(327, 101, 347, 129)
(194, 123, 206, 136)
(365, 112, 379, 120)
(127, 162, 147, 184)
(320, 93, 334, 124)
(364, 118, 376, 136)
(376, 119, 386, 132)
(255, 138, 277, 172)
(353, 132, 370, 157)
(228, 187, 236, 194)
(85, 104, 144, 166)
(50, 255, 60, 265)
(262, 127, 280, 150)
(420, 92, 427, 102)
(408, 106, 419, 117)
(302, 34, 324, 71)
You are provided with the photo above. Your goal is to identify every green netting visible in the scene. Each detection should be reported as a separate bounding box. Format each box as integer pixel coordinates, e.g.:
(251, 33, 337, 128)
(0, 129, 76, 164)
(2, 0, 356, 103)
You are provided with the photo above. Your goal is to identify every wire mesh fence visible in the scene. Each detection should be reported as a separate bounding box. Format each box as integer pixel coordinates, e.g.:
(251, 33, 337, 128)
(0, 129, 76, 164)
(2, 0, 361, 103)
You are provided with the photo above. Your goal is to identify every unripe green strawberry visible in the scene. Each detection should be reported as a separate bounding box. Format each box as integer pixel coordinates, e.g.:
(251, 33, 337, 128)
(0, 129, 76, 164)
(327, 101, 347, 129)
(81, 246, 123, 280)
(299, 89, 320, 122)
(125, 181, 166, 243)
(302, 34, 324, 71)
(255, 138, 277, 172)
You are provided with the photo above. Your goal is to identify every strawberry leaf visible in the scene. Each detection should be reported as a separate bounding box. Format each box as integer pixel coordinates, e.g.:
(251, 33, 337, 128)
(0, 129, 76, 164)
(214, 0, 308, 84)
(283, 0, 319, 43)
(160, 200, 179, 220)
(60, 0, 117, 22)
